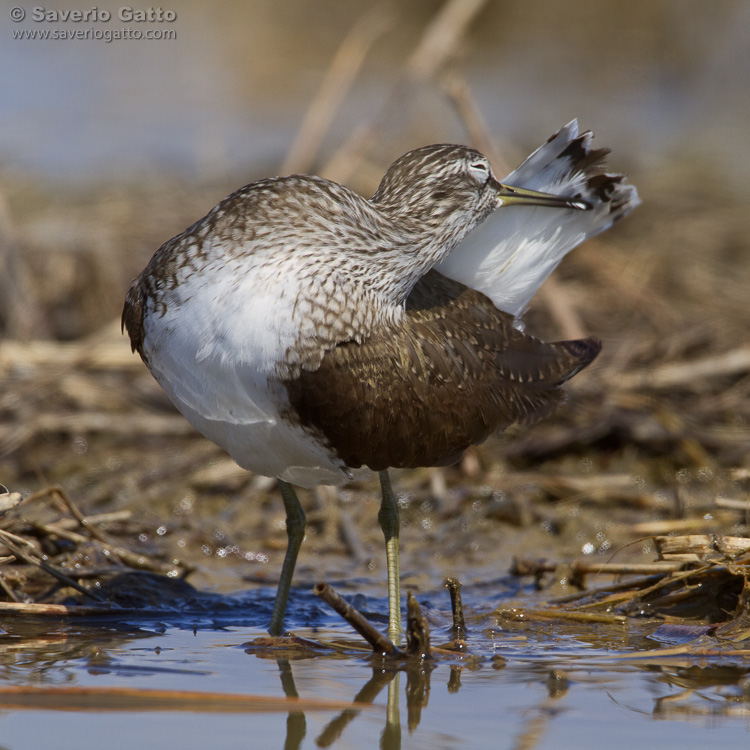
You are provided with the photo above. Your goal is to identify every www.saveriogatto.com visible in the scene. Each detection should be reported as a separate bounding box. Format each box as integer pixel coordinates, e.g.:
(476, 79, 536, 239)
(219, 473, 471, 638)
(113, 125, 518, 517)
(9, 5, 178, 43)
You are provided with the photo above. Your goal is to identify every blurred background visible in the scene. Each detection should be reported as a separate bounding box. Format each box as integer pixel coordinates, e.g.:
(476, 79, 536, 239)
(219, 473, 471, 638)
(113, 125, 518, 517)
(1, 0, 749, 592)
(1, 0, 749, 338)
(3, 0, 749, 185)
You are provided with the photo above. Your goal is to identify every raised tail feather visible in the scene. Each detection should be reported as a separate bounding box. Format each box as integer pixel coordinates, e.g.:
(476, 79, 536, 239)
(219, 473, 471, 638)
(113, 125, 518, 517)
(435, 120, 640, 317)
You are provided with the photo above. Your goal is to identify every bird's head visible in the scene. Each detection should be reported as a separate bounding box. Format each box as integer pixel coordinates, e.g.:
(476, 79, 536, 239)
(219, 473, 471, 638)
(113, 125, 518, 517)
(372, 144, 589, 242)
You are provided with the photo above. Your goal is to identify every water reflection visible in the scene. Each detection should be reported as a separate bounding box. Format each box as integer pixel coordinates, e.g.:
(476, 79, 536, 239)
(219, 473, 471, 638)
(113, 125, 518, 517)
(1, 615, 750, 747)
(313, 666, 394, 748)
(273, 656, 432, 750)
(277, 659, 307, 750)
(240, 627, 750, 749)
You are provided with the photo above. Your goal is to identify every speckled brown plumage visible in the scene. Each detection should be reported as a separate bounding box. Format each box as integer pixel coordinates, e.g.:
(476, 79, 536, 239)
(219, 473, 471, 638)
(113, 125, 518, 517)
(284, 269, 600, 471)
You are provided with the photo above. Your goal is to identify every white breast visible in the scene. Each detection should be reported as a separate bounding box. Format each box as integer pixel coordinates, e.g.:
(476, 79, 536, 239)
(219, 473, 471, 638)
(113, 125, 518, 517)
(141, 252, 357, 487)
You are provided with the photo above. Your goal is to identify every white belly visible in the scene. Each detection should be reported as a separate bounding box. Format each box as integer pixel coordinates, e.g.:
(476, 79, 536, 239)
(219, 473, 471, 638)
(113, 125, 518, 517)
(159, 385, 360, 488)
(140, 254, 362, 488)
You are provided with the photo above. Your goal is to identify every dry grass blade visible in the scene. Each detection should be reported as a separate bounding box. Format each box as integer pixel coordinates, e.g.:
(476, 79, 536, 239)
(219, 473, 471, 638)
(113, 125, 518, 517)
(497, 607, 627, 625)
(512, 558, 685, 577)
(535, 276, 588, 341)
(441, 70, 511, 175)
(599, 645, 750, 662)
(281, 4, 393, 174)
(0, 334, 138, 374)
(323, 0, 490, 183)
(0, 484, 191, 608)
(34, 485, 108, 543)
(0, 189, 47, 339)
(655, 534, 750, 562)
(0, 528, 104, 602)
(0, 602, 139, 616)
(511, 529, 750, 634)
(547, 574, 670, 606)
(616, 345, 750, 391)
(29, 521, 177, 576)
(0, 575, 20, 602)
(0, 412, 195, 457)
(629, 519, 730, 535)
(0, 686, 379, 713)
(405, 0, 488, 80)
(0, 491, 22, 515)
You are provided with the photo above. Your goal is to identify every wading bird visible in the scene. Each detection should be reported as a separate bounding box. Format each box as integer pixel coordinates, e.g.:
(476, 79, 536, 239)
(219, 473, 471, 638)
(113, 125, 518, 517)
(123, 121, 639, 642)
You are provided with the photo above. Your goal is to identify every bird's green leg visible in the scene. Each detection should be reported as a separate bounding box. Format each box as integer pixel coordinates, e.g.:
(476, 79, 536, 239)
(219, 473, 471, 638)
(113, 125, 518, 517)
(268, 480, 306, 637)
(378, 470, 402, 644)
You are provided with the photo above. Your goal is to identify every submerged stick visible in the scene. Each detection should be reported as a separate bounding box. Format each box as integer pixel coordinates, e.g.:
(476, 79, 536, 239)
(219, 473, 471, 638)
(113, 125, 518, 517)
(444, 577, 466, 639)
(405, 592, 431, 658)
(313, 582, 404, 656)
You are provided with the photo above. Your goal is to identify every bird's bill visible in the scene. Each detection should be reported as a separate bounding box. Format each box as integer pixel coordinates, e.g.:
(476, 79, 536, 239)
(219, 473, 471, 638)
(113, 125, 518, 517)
(494, 182, 590, 211)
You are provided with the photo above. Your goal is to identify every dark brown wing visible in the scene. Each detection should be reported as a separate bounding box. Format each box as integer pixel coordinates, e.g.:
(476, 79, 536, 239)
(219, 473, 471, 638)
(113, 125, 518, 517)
(122, 281, 146, 362)
(284, 270, 600, 471)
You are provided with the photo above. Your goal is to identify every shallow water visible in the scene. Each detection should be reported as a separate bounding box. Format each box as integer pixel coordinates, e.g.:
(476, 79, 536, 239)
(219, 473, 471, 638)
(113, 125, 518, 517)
(0, 586, 748, 749)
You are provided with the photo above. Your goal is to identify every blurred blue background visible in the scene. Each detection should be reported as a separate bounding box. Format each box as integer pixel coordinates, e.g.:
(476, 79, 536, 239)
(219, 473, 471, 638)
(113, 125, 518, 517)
(3, 0, 749, 192)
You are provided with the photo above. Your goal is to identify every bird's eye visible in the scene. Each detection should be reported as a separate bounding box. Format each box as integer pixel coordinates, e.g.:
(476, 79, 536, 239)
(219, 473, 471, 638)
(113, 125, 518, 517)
(468, 161, 490, 183)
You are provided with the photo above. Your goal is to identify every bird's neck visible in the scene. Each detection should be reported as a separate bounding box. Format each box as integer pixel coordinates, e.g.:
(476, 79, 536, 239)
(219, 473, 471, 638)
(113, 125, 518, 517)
(365, 208, 485, 307)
